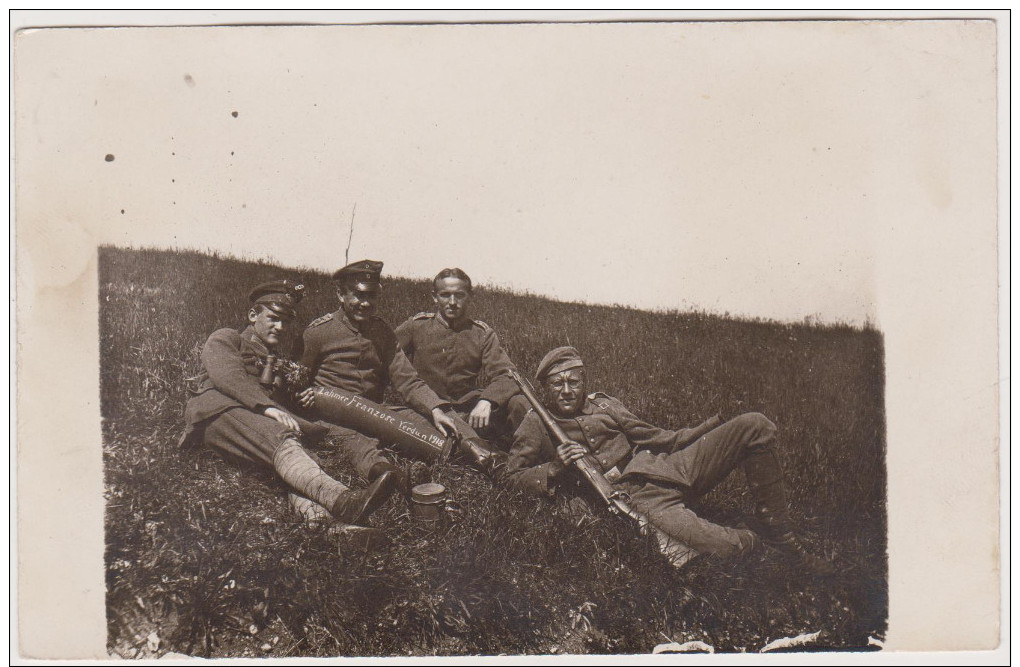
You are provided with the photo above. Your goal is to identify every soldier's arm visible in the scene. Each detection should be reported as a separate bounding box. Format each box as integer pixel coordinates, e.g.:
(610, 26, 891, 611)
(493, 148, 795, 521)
(393, 318, 415, 358)
(599, 395, 686, 452)
(298, 328, 320, 379)
(201, 329, 279, 413)
(388, 346, 448, 416)
(476, 327, 522, 409)
(505, 417, 564, 497)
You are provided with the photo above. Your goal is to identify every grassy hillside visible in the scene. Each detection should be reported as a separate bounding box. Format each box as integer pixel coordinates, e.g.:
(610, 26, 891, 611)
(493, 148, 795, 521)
(100, 246, 886, 657)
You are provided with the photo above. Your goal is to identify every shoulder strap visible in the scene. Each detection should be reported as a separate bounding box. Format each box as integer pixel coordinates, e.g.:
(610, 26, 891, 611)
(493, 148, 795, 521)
(307, 312, 334, 328)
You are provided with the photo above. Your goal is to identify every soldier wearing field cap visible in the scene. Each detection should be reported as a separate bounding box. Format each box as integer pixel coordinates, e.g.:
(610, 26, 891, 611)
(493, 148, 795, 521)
(506, 346, 834, 574)
(180, 280, 400, 539)
(395, 268, 530, 477)
(296, 260, 458, 494)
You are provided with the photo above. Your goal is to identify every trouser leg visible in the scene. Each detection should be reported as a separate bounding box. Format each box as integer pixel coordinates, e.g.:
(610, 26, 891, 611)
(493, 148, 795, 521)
(457, 394, 530, 444)
(446, 408, 508, 478)
(504, 394, 530, 433)
(273, 438, 350, 511)
(626, 481, 758, 559)
(320, 423, 389, 479)
(621, 412, 781, 559)
(671, 412, 793, 531)
(664, 412, 778, 498)
(200, 407, 299, 468)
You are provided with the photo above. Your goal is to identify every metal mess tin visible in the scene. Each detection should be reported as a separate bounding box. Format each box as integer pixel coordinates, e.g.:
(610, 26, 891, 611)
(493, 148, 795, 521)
(410, 483, 447, 521)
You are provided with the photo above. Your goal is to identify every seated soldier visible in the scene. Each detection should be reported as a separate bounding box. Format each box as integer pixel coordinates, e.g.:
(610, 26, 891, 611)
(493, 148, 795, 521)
(295, 260, 458, 495)
(180, 280, 400, 540)
(505, 346, 835, 574)
(395, 268, 530, 476)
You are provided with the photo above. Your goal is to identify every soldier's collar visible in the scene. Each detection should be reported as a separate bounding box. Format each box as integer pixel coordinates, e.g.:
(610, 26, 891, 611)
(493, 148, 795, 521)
(336, 308, 359, 333)
(240, 325, 272, 355)
(551, 397, 593, 419)
(435, 310, 472, 331)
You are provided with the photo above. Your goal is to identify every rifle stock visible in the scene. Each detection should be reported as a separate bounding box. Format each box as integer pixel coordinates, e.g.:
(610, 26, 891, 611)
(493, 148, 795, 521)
(507, 370, 645, 524)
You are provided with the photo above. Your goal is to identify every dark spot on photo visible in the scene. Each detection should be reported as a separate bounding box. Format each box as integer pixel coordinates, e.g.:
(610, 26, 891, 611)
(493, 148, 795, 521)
(120, 209, 125, 214)
(231, 111, 239, 118)
(184, 73, 196, 87)
(105, 154, 115, 162)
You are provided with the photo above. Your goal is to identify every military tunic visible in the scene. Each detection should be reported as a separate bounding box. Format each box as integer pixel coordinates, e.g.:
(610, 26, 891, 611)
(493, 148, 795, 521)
(506, 392, 772, 558)
(395, 312, 529, 443)
(181, 326, 326, 467)
(298, 309, 449, 476)
(300, 309, 445, 415)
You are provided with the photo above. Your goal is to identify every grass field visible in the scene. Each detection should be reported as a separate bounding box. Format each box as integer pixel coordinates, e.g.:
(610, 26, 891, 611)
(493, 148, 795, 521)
(100, 245, 887, 657)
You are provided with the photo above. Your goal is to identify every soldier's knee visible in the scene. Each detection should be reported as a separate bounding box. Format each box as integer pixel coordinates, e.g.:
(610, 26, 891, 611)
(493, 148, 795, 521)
(735, 412, 776, 437)
(506, 394, 531, 430)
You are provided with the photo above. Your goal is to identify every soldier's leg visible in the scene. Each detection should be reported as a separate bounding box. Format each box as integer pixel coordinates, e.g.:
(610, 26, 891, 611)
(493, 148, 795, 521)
(320, 423, 389, 480)
(200, 407, 285, 468)
(469, 394, 530, 445)
(289, 492, 332, 524)
(626, 480, 758, 559)
(666, 413, 834, 574)
(203, 409, 398, 525)
(669, 413, 794, 528)
(504, 394, 531, 433)
(319, 422, 411, 498)
(444, 408, 507, 478)
(665, 413, 778, 498)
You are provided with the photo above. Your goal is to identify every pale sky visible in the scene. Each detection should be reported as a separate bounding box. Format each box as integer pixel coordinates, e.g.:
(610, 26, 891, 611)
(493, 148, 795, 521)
(15, 20, 997, 323)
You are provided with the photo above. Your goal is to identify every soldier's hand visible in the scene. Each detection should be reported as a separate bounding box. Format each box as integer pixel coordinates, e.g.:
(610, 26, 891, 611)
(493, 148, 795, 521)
(432, 408, 459, 438)
(264, 407, 301, 433)
(469, 400, 493, 430)
(557, 441, 587, 467)
(296, 388, 317, 409)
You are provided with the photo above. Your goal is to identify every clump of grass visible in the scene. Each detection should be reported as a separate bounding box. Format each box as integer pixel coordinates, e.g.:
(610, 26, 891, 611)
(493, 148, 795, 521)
(101, 245, 887, 657)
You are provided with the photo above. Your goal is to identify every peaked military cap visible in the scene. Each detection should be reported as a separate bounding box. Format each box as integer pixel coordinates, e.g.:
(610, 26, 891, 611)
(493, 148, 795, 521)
(248, 279, 305, 319)
(536, 346, 585, 381)
(333, 259, 383, 292)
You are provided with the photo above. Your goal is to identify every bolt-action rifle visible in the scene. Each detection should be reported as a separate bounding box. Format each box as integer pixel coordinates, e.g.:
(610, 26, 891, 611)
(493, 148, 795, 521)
(507, 369, 646, 524)
(508, 369, 701, 567)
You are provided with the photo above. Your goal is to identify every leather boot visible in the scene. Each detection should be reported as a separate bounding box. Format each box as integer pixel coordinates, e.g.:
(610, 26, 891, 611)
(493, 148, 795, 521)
(459, 437, 508, 479)
(369, 461, 410, 498)
(330, 470, 398, 526)
(744, 448, 836, 577)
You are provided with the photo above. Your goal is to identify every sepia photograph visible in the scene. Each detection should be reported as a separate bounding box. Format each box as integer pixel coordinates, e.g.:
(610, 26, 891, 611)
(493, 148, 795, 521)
(12, 11, 1004, 662)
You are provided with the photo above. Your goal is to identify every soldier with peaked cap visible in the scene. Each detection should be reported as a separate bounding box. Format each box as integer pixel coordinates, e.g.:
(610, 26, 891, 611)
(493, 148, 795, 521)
(295, 260, 458, 494)
(505, 346, 835, 574)
(181, 279, 400, 541)
(394, 267, 530, 476)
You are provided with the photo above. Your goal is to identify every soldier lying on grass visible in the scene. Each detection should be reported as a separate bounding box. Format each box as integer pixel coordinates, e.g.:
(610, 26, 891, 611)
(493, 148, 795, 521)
(505, 346, 836, 574)
(180, 280, 400, 544)
(395, 267, 531, 477)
